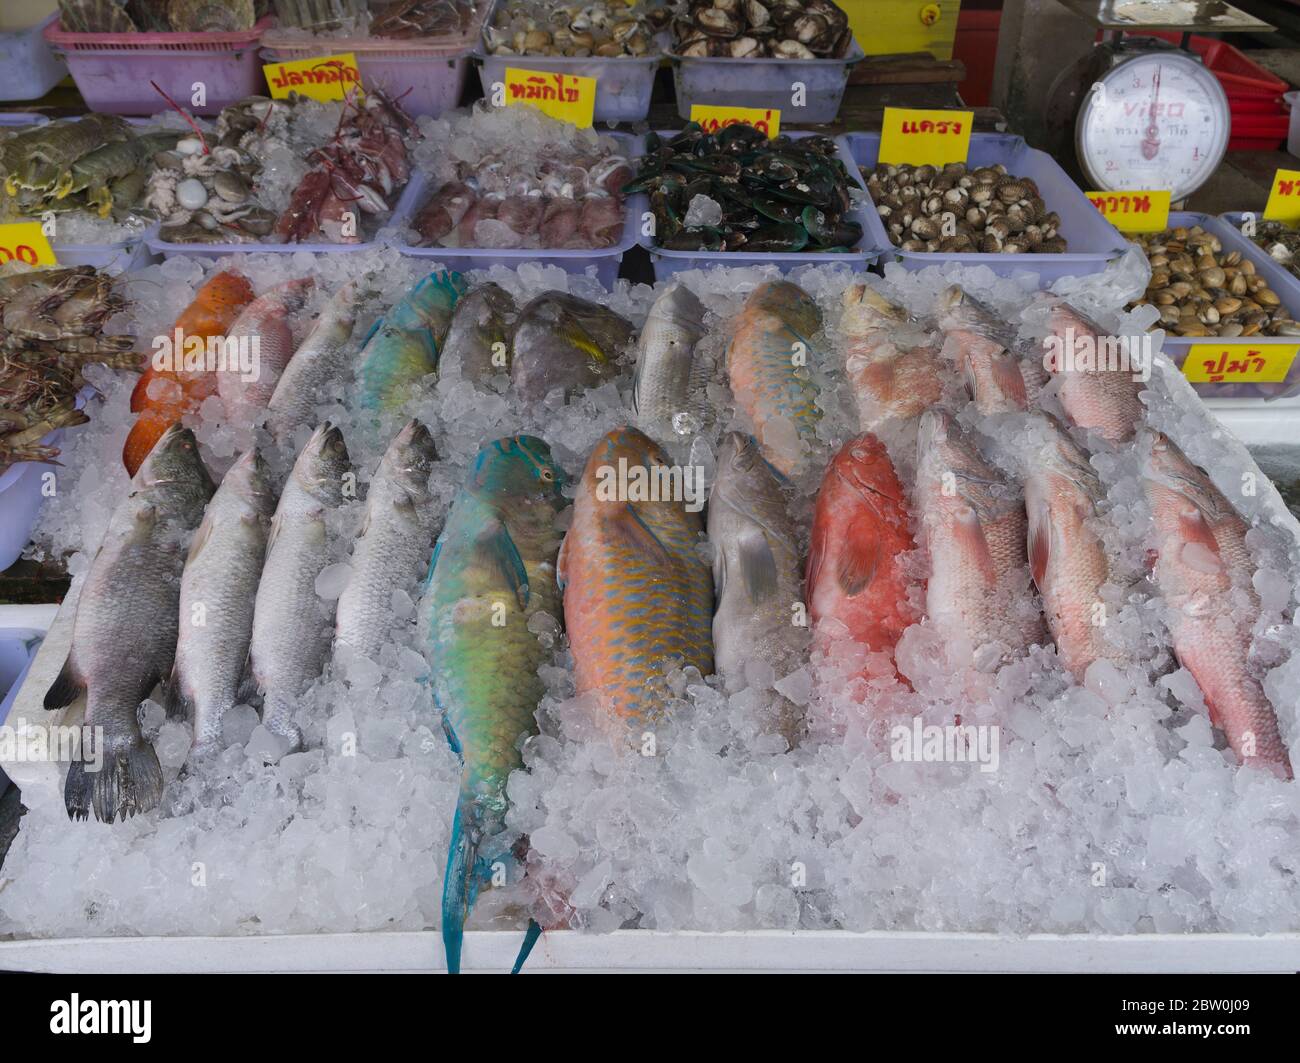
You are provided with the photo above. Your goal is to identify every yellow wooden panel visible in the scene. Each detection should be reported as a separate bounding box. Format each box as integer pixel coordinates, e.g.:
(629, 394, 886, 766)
(844, 0, 962, 61)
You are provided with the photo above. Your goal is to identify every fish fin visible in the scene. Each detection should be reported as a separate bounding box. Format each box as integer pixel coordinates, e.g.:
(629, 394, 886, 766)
(235, 653, 259, 706)
(161, 662, 192, 721)
(836, 516, 880, 597)
(737, 526, 779, 604)
(1026, 491, 1052, 593)
(441, 795, 484, 975)
(511, 919, 543, 974)
(958, 348, 981, 405)
(44, 654, 84, 710)
(422, 538, 443, 592)
(607, 502, 671, 563)
(556, 529, 570, 592)
(953, 505, 998, 583)
(993, 351, 1028, 407)
(65, 738, 163, 824)
(1177, 506, 1222, 557)
(474, 519, 530, 610)
(186, 509, 215, 565)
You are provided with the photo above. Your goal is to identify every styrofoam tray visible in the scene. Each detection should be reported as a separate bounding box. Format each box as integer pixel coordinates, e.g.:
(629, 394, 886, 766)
(847, 132, 1129, 285)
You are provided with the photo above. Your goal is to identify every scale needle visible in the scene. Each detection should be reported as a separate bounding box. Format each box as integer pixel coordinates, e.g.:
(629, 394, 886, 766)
(1142, 65, 1162, 161)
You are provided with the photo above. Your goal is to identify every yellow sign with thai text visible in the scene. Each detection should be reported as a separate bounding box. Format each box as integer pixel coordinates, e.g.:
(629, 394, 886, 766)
(0, 222, 57, 267)
(1086, 190, 1172, 233)
(877, 108, 973, 167)
(502, 68, 596, 129)
(1263, 168, 1300, 224)
(263, 53, 362, 102)
(1183, 343, 1299, 385)
(689, 105, 780, 138)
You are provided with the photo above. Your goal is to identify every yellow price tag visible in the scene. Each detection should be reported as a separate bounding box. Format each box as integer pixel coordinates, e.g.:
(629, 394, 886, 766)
(1263, 168, 1300, 224)
(263, 53, 363, 102)
(0, 222, 57, 267)
(1085, 190, 1171, 233)
(502, 68, 596, 129)
(689, 105, 780, 138)
(1183, 343, 1299, 384)
(877, 108, 973, 167)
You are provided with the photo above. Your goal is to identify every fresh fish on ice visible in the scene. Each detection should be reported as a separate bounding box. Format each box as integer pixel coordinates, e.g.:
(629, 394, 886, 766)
(807, 432, 919, 683)
(1043, 299, 1145, 443)
(167, 449, 277, 758)
(421, 435, 568, 973)
(709, 432, 808, 741)
(1143, 433, 1293, 777)
(44, 425, 215, 822)
(437, 282, 517, 383)
(335, 420, 441, 661)
(560, 427, 714, 730)
(633, 281, 709, 439)
(726, 280, 824, 477)
(358, 271, 465, 411)
(934, 285, 1028, 414)
(217, 277, 315, 421)
(509, 292, 633, 402)
(266, 281, 361, 442)
(841, 282, 944, 426)
(249, 423, 352, 753)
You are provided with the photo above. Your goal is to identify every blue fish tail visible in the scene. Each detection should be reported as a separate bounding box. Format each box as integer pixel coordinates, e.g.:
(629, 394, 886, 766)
(441, 795, 482, 975)
(511, 919, 543, 975)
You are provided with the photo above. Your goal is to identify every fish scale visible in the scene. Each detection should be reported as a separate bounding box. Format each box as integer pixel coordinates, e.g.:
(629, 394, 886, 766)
(726, 280, 823, 477)
(422, 435, 567, 974)
(560, 427, 714, 728)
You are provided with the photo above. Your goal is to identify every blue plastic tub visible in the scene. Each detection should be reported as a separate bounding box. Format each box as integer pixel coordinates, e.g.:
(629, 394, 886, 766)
(638, 131, 879, 282)
(846, 132, 1128, 285)
(390, 133, 643, 287)
(1147, 212, 1300, 401)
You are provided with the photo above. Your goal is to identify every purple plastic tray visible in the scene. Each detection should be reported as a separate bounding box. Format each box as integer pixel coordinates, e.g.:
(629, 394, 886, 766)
(637, 131, 879, 281)
(847, 132, 1129, 286)
(1152, 211, 1300, 401)
(389, 132, 642, 287)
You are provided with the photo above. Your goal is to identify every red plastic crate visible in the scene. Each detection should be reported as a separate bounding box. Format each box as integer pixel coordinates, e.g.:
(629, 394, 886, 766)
(1125, 31, 1287, 98)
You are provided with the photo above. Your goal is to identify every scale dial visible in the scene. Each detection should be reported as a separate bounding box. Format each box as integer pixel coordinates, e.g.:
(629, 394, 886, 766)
(1076, 50, 1230, 202)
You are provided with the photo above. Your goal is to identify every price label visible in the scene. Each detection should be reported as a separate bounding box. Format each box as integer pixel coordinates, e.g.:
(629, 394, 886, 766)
(1085, 190, 1171, 233)
(689, 105, 780, 138)
(1263, 168, 1300, 224)
(877, 107, 972, 167)
(502, 68, 596, 129)
(263, 53, 362, 102)
(0, 222, 57, 267)
(1182, 343, 1299, 384)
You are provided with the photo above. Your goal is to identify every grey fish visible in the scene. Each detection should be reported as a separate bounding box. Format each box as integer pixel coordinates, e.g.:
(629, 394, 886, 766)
(438, 282, 517, 383)
(249, 422, 351, 752)
(509, 292, 634, 401)
(44, 424, 214, 822)
(166, 449, 277, 758)
(335, 420, 441, 660)
(266, 281, 360, 443)
(708, 432, 808, 741)
(633, 281, 710, 439)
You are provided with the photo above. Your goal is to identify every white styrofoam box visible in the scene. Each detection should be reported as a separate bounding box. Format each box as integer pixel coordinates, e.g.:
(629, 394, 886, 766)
(0, 14, 67, 103)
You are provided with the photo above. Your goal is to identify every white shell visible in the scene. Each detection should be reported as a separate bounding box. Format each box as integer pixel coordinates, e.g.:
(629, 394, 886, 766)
(176, 137, 204, 156)
(176, 178, 209, 211)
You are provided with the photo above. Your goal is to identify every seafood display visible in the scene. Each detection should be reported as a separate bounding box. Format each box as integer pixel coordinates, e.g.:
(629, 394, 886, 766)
(0, 266, 132, 473)
(670, 0, 853, 58)
(629, 124, 863, 253)
(56, 0, 257, 33)
(1246, 218, 1300, 282)
(0, 116, 184, 226)
(484, 0, 668, 57)
(408, 110, 632, 250)
(1130, 225, 1299, 338)
(865, 161, 1067, 255)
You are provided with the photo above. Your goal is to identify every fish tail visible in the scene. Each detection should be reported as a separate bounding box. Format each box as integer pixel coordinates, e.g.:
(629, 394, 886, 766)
(66, 739, 163, 824)
(511, 918, 543, 975)
(440, 795, 483, 975)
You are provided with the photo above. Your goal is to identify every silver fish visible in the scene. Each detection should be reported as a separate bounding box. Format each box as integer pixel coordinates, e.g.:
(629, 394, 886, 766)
(335, 420, 441, 660)
(167, 449, 276, 758)
(249, 422, 351, 752)
(708, 432, 808, 742)
(266, 281, 360, 443)
(438, 282, 516, 383)
(633, 281, 709, 438)
(44, 424, 214, 822)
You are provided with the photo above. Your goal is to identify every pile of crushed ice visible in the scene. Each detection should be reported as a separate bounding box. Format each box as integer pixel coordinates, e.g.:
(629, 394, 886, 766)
(3, 252, 1299, 941)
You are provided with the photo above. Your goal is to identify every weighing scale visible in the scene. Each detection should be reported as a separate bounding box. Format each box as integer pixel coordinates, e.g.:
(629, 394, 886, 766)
(1037, 0, 1273, 202)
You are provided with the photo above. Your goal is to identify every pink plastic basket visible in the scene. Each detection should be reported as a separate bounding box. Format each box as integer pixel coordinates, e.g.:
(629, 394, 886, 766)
(44, 16, 270, 116)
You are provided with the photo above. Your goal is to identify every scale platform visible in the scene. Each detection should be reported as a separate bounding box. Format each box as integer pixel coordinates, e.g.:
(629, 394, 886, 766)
(1054, 0, 1274, 34)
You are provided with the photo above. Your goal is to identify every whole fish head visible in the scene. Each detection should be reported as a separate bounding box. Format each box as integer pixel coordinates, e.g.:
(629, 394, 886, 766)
(1143, 432, 1227, 524)
(842, 282, 911, 330)
(935, 285, 1017, 348)
(222, 448, 277, 515)
(650, 281, 707, 334)
(292, 422, 351, 505)
(833, 432, 909, 510)
(1029, 416, 1103, 501)
(264, 276, 316, 315)
(135, 423, 214, 502)
(381, 419, 439, 503)
(917, 408, 1014, 523)
(748, 279, 822, 336)
(388, 270, 466, 335)
(470, 434, 567, 513)
(711, 431, 795, 550)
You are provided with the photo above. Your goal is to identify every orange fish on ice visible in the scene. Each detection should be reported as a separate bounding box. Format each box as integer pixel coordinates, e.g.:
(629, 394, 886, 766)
(123, 270, 254, 475)
(807, 433, 919, 678)
(1143, 433, 1293, 777)
(840, 283, 944, 426)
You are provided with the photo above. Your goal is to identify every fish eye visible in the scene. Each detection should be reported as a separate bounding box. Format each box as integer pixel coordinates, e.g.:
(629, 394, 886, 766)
(539, 468, 555, 483)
